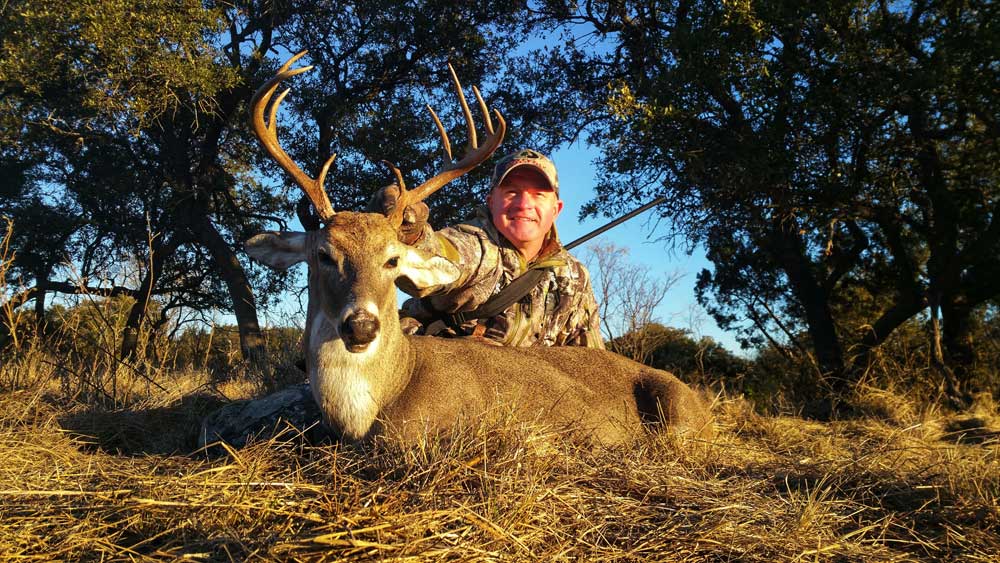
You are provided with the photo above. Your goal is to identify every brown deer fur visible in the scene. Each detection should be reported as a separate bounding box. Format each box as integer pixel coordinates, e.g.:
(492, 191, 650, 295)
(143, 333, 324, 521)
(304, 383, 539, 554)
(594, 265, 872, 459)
(247, 212, 714, 445)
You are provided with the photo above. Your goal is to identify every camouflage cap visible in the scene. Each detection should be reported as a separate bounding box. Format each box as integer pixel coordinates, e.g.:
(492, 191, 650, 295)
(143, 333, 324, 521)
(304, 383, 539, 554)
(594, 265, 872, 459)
(490, 149, 559, 195)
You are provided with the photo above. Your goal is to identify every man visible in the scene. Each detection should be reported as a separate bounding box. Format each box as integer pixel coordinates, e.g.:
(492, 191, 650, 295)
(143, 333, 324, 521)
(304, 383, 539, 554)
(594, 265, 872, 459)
(376, 148, 604, 349)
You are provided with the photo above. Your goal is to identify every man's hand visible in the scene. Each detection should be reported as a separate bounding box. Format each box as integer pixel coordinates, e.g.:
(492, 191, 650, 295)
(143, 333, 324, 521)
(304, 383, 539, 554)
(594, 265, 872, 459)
(368, 184, 429, 245)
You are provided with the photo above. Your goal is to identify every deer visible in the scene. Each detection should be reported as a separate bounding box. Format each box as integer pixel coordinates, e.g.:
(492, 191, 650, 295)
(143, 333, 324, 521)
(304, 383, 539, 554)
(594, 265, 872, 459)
(244, 53, 714, 446)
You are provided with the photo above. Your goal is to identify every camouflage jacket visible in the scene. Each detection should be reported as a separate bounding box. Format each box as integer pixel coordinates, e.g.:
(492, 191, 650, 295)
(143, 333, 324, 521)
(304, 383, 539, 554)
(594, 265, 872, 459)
(399, 208, 604, 349)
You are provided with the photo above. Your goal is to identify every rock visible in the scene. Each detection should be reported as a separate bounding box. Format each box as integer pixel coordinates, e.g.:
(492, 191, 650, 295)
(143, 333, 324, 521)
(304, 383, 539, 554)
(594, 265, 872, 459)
(199, 384, 329, 449)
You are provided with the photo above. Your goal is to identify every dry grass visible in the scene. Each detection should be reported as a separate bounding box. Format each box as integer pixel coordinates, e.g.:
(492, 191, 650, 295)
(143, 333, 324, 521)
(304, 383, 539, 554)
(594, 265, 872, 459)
(1, 375, 998, 562)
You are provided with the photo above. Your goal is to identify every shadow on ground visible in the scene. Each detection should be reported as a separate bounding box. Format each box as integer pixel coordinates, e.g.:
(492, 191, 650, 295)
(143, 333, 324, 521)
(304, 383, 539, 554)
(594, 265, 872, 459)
(57, 392, 229, 456)
(941, 416, 1000, 445)
(56, 385, 341, 457)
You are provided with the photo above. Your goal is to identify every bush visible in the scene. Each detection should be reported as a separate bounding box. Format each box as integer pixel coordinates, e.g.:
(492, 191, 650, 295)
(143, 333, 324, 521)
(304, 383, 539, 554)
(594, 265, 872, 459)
(611, 323, 751, 388)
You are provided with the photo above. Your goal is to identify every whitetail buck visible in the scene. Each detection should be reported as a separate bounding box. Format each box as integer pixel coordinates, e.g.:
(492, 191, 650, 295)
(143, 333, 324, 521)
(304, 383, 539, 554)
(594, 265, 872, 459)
(245, 53, 713, 445)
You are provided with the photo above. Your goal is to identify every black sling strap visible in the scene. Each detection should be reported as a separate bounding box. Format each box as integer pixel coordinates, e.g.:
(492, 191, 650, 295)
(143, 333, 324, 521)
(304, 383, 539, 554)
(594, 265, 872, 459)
(444, 267, 548, 326)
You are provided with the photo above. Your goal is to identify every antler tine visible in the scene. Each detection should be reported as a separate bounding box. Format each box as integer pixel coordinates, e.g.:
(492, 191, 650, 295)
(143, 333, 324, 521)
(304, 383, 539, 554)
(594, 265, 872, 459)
(447, 64, 478, 150)
(381, 160, 407, 191)
(426, 105, 453, 162)
(250, 50, 336, 223)
(387, 67, 507, 227)
(472, 85, 495, 136)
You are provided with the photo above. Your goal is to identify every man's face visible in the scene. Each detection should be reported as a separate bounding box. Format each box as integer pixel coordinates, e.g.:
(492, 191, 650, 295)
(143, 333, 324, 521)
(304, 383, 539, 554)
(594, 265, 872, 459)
(487, 167, 564, 252)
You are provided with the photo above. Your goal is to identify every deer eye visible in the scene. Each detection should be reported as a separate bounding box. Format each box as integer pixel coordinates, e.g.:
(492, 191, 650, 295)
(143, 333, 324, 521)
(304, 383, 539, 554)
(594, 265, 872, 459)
(318, 251, 336, 268)
(384, 256, 400, 269)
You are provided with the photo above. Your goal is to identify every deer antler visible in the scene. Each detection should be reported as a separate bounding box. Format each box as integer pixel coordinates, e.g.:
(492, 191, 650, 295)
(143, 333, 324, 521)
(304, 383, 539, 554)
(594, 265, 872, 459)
(251, 51, 336, 223)
(386, 64, 507, 228)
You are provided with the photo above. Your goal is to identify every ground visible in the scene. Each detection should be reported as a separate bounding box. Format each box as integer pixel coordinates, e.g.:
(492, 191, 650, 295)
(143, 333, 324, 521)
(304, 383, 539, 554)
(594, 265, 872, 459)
(1, 380, 998, 562)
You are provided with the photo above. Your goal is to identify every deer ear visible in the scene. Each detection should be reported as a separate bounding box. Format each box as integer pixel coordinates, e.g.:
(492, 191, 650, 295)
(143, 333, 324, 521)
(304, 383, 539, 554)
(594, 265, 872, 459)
(246, 232, 307, 269)
(397, 246, 460, 290)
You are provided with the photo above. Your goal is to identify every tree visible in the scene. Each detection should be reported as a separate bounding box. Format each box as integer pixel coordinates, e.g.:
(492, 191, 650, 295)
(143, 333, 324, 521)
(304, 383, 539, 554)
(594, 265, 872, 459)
(585, 241, 680, 363)
(2, 1, 534, 372)
(0, 0, 248, 355)
(515, 0, 1000, 402)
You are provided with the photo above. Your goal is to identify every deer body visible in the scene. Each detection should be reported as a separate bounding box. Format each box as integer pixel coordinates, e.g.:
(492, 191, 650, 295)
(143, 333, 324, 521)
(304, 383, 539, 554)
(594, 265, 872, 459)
(249, 213, 713, 444)
(388, 337, 713, 444)
(246, 53, 713, 446)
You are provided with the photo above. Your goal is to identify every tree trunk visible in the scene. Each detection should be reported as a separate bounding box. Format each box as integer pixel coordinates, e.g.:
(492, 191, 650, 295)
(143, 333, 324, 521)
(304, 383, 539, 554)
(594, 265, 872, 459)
(848, 290, 926, 375)
(121, 238, 179, 361)
(32, 287, 45, 336)
(770, 217, 846, 388)
(908, 100, 973, 404)
(927, 292, 966, 408)
(32, 267, 53, 336)
(930, 301, 945, 366)
(187, 212, 268, 376)
(941, 298, 977, 399)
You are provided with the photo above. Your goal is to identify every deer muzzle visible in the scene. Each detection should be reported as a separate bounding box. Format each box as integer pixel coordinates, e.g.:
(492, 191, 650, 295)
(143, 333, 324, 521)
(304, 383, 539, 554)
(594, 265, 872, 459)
(341, 310, 380, 352)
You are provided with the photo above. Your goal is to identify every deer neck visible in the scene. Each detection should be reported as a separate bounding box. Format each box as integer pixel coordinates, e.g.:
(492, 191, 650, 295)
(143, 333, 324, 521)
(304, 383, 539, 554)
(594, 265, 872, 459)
(306, 301, 415, 441)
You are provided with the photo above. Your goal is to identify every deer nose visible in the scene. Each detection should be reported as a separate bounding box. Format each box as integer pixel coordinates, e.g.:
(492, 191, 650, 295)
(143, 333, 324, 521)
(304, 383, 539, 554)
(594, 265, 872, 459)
(341, 311, 380, 351)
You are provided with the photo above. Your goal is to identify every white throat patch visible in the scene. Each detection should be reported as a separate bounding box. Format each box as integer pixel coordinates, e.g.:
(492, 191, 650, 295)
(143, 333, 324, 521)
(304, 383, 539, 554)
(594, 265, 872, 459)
(308, 310, 381, 439)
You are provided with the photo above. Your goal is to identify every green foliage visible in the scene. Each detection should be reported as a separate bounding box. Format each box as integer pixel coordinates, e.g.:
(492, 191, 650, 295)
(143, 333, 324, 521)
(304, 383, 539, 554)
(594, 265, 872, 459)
(0, 0, 263, 359)
(0, 289, 305, 403)
(171, 324, 302, 380)
(0, 0, 235, 136)
(270, 0, 531, 224)
(744, 307, 1000, 412)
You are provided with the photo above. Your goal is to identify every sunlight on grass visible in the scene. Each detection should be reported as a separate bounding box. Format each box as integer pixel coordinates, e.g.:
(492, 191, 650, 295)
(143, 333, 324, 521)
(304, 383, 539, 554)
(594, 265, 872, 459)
(0, 356, 997, 560)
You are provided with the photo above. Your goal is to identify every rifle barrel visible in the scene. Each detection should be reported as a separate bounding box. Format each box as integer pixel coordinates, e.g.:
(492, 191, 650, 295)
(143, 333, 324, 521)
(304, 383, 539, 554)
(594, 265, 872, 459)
(564, 197, 667, 251)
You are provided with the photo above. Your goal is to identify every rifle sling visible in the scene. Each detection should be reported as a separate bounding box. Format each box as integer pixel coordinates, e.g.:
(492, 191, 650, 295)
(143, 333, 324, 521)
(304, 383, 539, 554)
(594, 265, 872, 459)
(445, 267, 548, 326)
